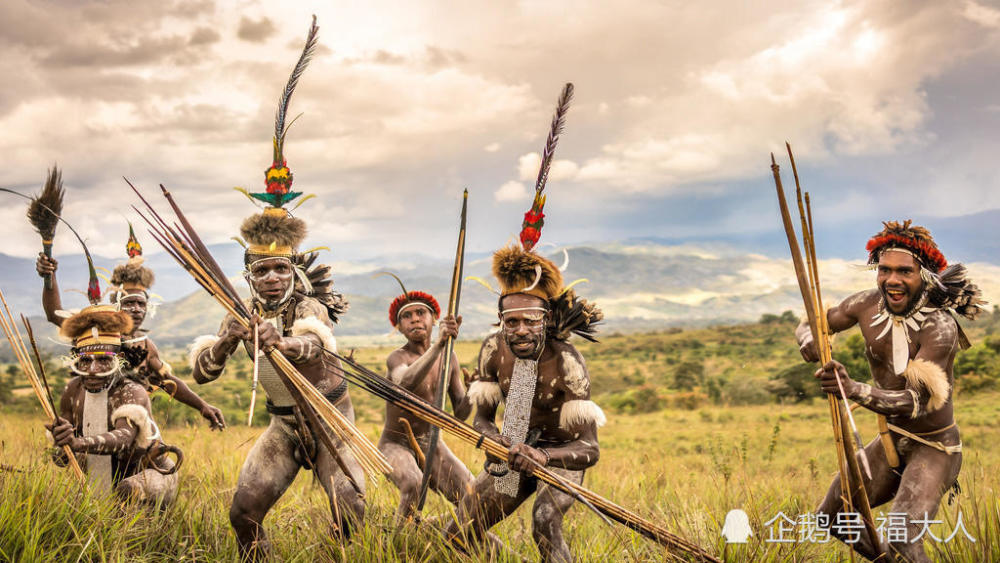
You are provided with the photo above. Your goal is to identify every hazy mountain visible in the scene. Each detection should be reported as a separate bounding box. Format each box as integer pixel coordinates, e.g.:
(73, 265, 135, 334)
(4, 236, 996, 355)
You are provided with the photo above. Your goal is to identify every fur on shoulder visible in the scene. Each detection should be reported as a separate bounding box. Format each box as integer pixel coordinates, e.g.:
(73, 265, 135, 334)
(189, 334, 221, 372)
(903, 358, 951, 413)
(111, 403, 161, 448)
(291, 315, 336, 352)
(467, 380, 503, 408)
(559, 399, 606, 431)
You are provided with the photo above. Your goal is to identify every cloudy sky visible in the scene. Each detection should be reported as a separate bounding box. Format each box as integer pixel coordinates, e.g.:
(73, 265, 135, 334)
(1, 0, 998, 263)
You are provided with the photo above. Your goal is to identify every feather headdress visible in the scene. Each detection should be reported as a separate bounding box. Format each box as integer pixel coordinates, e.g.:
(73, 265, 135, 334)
(110, 223, 155, 293)
(377, 272, 441, 327)
(299, 251, 349, 323)
(493, 83, 573, 302)
(234, 16, 319, 262)
(487, 83, 600, 338)
(26, 166, 64, 245)
(520, 83, 573, 251)
(867, 220, 985, 323)
(866, 220, 947, 273)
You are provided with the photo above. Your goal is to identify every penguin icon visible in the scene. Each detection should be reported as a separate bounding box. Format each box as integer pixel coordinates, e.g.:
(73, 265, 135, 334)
(721, 509, 753, 544)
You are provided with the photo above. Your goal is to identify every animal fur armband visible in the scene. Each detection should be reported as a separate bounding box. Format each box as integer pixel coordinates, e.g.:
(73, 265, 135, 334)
(189, 334, 222, 372)
(559, 399, 607, 431)
(467, 381, 502, 407)
(110, 404, 161, 449)
(902, 358, 950, 414)
(290, 315, 337, 352)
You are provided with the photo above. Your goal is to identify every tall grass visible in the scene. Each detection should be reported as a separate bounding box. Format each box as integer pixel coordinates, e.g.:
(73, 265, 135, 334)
(3, 387, 997, 561)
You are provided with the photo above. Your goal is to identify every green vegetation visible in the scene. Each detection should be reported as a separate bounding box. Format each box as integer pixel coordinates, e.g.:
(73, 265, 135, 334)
(1, 312, 998, 560)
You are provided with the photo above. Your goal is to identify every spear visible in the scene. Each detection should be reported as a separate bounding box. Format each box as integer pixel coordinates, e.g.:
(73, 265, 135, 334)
(416, 189, 468, 512)
(786, 144, 871, 481)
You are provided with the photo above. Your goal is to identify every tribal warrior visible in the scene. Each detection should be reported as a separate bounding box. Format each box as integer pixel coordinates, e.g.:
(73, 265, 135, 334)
(36, 225, 225, 429)
(189, 206, 356, 559)
(46, 304, 180, 505)
(448, 244, 605, 562)
(378, 281, 472, 525)
(797, 220, 983, 562)
(189, 18, 360, 557)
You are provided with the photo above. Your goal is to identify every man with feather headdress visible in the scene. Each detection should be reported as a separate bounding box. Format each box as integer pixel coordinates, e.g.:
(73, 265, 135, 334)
(36, 224, 225, 430)
(796, 220, 984, 562)
(376, 276, 473, 526)
(187, 17, 362, 560)
(44, 301, 181, 505)
(446, 83, 606, 563)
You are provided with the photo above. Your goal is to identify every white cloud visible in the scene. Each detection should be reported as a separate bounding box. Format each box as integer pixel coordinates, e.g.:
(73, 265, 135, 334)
(494, 180, 528, 202)
(963, 1, 1000, 28)
(0, 0, 997, 260)
(517, 153, 542, 181)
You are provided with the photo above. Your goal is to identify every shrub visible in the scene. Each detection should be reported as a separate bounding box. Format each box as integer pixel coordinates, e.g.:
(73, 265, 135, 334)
(724, 377, 772, 405)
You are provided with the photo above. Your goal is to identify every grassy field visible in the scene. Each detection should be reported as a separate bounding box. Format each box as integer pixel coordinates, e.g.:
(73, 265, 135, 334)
(1, 389, 998, 561)
(1, 318, 998, 561)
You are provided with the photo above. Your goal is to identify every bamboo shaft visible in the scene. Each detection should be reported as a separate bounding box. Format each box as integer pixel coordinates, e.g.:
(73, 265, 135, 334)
(0, 289, 84, 481)
(418, 190, 467, 510)
(130, 181, 714, 561)
(130, 181, 390, 480)
(777, 146, 881, 556)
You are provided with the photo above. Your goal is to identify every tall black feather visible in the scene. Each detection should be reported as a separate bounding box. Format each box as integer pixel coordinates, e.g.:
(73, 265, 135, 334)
(534, 83, 574, 194)
(26, 166, 65, 290)
(273, 15, 319, 162)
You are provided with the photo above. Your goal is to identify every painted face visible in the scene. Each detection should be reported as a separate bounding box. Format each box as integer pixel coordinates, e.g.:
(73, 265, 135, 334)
(118, 291, 148, 329)
(248, 257, 294, 307)
(499, 294, 549, 359)
(877, 250, 924, 315)
(398, 304, 434, 342)
(74, 354, 120, 393)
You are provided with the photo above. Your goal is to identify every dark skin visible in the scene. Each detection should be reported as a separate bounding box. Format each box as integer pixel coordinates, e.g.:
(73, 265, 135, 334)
(477, 295, 599, 473)
(380, 306, 471, 525)
(795, 250, 961, 562)
(36, 254, 225, 429)
(46, 355, 138, 455)
(192, 258, 336, 386)
(191, 256, 358, 560)
(448, 293, 600, 562)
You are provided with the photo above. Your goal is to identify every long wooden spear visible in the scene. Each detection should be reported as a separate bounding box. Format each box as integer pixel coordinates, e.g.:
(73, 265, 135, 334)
(771, 147, 881, 557)
(416, 189, 468, 511)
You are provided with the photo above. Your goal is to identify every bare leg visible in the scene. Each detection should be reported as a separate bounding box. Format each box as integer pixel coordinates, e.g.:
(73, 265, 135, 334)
(115, 465, 179, 508)
(446, 470, 533, 555)
(230, 417, 301, 561)
(884, 438, 962, 563)
(380, 438, 423, 526)
(816, 435, 901, 560)
(532, 468, 583, 563)
(314, 424, 367, 540)
(429, 438, 475, 505)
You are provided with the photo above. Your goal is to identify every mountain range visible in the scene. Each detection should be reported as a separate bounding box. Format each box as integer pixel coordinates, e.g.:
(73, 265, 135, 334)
(2, 233, 997, 352)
